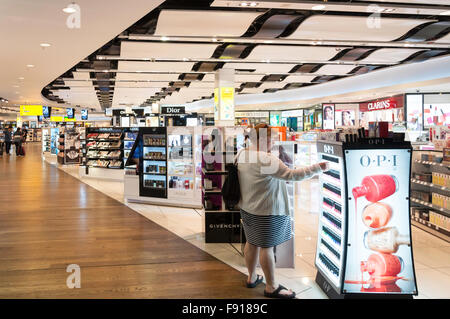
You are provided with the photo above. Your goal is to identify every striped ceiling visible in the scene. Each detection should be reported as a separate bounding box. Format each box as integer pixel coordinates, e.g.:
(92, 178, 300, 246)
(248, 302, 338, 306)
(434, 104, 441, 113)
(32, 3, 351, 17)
(42, 0, 450, 110)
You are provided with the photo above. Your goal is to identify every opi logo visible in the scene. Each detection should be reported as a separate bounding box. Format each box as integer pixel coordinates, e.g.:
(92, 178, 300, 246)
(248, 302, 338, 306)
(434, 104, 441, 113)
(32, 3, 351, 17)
(66, 264, 81, 289)
(360, 155, 398, 167)
(324, 145, 334, 155)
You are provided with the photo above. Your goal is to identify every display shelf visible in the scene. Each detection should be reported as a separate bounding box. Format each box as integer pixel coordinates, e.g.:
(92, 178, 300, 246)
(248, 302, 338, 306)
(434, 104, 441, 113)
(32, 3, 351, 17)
(410, 197, 450, 217)
(414, 160, 450, 168)
(202, 168, 227, 175)
(411, 178, 450, 192)
(202, 188, 222, 195)
(143, 172, 166, 176)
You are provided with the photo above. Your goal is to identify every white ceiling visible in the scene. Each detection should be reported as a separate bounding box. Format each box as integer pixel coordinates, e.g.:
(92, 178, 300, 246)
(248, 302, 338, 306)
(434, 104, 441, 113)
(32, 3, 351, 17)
(155, 10, 263, 37)
(285, 15, 433, 42)
(0, 0, 164, 109)
(120, 41, 218, 60)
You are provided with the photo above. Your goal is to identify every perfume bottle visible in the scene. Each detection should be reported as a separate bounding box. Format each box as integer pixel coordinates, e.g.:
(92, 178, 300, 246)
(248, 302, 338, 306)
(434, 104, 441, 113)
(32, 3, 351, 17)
(352, 175, 398, 203)
(364, 227, 410, 254)
(360, 253, 403, 277)
(362, 202, 392, 229)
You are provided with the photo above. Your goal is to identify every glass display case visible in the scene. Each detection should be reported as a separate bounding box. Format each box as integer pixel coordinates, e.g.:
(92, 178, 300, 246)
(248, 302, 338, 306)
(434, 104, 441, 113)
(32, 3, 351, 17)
(140, 127, 168, 198)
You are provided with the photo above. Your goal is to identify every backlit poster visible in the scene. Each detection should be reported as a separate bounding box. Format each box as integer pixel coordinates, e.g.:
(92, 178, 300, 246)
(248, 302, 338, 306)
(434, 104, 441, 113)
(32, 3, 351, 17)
(343, 148, 417, 295)
(66, 108, 75, 119)
(322, 104, 335, 129)
(335, 109, 356, 127)
(220, 87, 234, 121)
(43, 106, 51, 119)
(81, 109, 88, 120)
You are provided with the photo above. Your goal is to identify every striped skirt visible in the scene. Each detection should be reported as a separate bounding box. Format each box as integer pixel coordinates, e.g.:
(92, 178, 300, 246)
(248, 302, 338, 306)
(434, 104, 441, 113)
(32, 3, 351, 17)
(240, 209, 292, 248)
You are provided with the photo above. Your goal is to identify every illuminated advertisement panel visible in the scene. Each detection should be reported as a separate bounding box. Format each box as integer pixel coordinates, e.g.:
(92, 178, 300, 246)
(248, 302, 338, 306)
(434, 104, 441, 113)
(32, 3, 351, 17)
(343, 148, 417, 295)
(322, 104, 335, 129)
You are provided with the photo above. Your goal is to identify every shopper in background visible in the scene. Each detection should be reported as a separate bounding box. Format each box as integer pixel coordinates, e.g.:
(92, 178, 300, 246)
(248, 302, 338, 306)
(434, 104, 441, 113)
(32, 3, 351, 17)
(13, 127, 23, 156)
(0, 129, 4, 156)
(4, 127, 12, 155)
(21, 127, 28, 143)
(236, 123, 329, 299)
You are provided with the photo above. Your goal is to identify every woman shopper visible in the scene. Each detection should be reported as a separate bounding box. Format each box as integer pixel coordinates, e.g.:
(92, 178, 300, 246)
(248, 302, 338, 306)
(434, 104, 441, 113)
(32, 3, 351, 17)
(236, 123, 329, 299)
(13, 127, 23, 156)
(4, 127, 12, 154)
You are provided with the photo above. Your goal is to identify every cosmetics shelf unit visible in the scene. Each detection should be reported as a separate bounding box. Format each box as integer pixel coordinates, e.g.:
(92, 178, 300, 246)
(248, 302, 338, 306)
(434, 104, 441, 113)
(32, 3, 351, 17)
(84, 127, 124, 169)
(63, 127, 84, 164)
(42, 128, 51, 153)
(410, 150, 450, 242)
(201, 126, 245, 244)
(315, 140, 417, 299)
(124, 126, 202, 208)
(56, 128, 65, 165)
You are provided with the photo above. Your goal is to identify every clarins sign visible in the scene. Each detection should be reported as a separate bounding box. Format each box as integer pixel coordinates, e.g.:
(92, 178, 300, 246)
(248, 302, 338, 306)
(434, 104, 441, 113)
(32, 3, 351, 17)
(359, 95, 404, 112)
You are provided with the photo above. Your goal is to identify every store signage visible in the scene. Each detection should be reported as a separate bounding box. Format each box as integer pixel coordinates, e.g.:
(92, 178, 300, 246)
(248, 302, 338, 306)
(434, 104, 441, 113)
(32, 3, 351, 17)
(324, 144, 335, 155)
(360, 96, 404, 112)
(343, 148, 416, 295)
(205, 212, 243, 243)
(20, 105, 43, 116)
(281, 110, 303, 118)
(50, 116, 64, 122)
(235, 111, 269, 118)
(161, 106, 185, 115)
(220, 87, 235, 121)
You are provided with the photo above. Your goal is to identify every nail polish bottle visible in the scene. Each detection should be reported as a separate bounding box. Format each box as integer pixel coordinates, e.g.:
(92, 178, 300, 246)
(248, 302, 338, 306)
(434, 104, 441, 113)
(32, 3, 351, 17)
(362, 202, 392, 229)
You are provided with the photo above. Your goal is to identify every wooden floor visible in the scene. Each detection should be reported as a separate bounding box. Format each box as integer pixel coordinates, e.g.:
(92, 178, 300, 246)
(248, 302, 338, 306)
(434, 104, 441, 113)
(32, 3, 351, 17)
(0, 143, 263, 298)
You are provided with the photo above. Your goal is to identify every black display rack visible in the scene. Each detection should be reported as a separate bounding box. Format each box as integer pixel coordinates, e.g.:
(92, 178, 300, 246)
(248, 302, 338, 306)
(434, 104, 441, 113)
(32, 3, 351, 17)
(84, 127, 124, 169)
(139, 127, 168, 198)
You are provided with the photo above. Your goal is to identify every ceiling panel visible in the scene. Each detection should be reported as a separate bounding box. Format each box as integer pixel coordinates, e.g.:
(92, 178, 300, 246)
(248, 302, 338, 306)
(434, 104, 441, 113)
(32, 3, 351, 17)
(316, 64, 356, 75)
(115, 73, 180, 81)
(115, 81, 169, 88)
(239, 87, 265, 94)
(120, 41, 218, 59)
(246, 45, 345, 61)
(285, 16, 433, 42)
(155, 10, 262, 37)
(360, 48, 425, 63)
(188, 81, 215, 89)
(117, 61, 195, 72)
(223, 62, 297, 74)
(434, 33, 450, 44)
(72, 72, 91, 80)
(235, 74, 265, 82)
(283, 75, 316, 83)
(258, 81, 288, 89)
(64, 80, 94, 87)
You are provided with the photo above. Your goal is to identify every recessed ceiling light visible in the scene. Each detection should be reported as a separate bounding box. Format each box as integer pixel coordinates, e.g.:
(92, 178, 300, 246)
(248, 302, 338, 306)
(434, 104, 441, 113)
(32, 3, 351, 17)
(26, 64, 34, 68)
(212, 38, 218, 42)
(18, 77, 24, 80)
(40, 43, 51, 47)
(160, 36, 170, 41)
(263, 40, 273, 44)
(249, 2, 257, 6)
(312, 5, 326, 10)
(240, 2, 248, 7)
(439, 10, 450, 15)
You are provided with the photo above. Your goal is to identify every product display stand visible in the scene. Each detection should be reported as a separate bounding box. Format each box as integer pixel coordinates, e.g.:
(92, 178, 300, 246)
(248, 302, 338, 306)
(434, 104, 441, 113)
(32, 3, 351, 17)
(315, 139, 417, 299)
(57, 128, 65, 165)
(202, 127, 244, 245)
(410, 150, 450, 242)
(123, 127, 202, 208)
(81, 127, 125, 181)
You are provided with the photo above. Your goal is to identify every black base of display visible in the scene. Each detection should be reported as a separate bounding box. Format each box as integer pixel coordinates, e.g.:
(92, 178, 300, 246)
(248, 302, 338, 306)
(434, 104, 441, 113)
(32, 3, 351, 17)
(315, 272, 414, 299)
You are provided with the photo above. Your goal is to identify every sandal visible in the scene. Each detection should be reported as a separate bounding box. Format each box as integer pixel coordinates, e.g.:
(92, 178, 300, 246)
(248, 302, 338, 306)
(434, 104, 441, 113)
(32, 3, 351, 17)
(246, 275, 264, 288)
(264, 285, 296, 299)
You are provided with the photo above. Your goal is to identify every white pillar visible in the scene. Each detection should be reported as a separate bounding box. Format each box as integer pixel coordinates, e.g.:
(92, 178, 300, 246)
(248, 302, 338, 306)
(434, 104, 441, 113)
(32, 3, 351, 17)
(214, 68, 235, 127)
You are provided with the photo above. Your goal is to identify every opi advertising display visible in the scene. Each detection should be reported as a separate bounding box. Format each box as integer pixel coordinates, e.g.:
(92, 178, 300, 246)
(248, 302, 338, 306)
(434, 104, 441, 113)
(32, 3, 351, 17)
(343, 148, 417, 295)
(315, 141, 417, 298)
